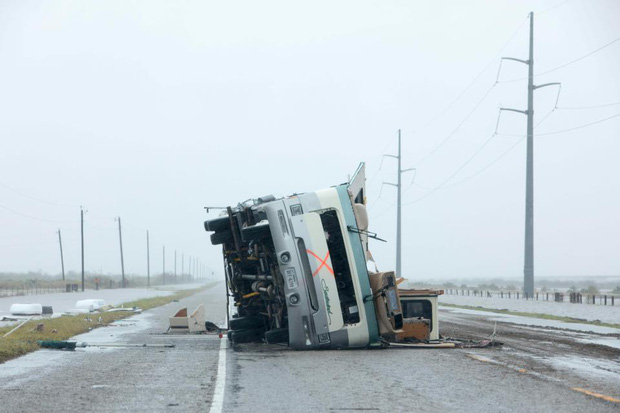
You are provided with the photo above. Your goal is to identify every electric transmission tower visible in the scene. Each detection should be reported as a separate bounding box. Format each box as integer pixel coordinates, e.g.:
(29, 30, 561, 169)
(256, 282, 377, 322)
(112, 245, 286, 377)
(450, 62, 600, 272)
(499, 12, 560, 298)
(382, 129, 415, 277)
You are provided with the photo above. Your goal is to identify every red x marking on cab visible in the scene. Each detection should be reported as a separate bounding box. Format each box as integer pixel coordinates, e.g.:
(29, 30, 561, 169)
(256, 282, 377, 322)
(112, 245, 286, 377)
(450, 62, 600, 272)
(306, 249, 334, 276)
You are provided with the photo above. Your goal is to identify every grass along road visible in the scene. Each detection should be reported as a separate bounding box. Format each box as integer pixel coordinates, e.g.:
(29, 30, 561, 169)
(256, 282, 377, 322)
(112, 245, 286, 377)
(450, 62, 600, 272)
(0, 285, 213, 364)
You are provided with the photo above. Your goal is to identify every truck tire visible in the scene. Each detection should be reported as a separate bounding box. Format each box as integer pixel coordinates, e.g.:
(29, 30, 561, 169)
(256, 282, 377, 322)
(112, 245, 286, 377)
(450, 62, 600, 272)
(230, 328, 265, 344)
(229, 314, 266, 331)
(204, 216, 231, 232)
(264, 328, 289, 344)
(241, 224, 271, 242)
(210, 231, 234, 245)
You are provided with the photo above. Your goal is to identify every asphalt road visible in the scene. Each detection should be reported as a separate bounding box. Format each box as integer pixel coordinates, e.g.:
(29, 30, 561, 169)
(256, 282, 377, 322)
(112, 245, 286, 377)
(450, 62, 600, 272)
(1, 283, 618, 412)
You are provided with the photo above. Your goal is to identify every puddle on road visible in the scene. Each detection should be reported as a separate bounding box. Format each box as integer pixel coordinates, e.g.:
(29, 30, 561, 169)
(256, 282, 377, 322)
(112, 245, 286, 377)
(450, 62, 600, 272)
(547, 354, 620, 381)
(443, 307, 620, 335)
(576, 337, 620, 351)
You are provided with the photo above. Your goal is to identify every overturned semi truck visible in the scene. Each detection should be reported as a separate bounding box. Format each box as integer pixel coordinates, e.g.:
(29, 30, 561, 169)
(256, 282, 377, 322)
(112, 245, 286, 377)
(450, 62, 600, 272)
(203, 163, 443, 349)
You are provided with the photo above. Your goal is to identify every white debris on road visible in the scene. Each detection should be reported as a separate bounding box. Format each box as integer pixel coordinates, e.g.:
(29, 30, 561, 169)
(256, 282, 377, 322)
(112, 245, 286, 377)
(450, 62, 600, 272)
(0, 284, 205, 327)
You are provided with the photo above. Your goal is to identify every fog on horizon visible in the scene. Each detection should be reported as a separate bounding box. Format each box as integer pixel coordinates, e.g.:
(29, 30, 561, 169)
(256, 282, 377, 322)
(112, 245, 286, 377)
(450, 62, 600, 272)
(1, 0, 618, 283)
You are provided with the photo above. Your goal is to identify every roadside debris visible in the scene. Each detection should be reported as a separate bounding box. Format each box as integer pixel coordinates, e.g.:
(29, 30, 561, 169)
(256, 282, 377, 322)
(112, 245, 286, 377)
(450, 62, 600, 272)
(168, 305, 206, 333)
(38, 340, 175, 351)
(75, 299, 106, 312)
(2, 316, 35, 338)
(64, 299, 141, 315)
(10, 303, 43, 316)
(205, 321, 223, 333)
(203, 163, 487, 350)
(105, 307, 142, 313)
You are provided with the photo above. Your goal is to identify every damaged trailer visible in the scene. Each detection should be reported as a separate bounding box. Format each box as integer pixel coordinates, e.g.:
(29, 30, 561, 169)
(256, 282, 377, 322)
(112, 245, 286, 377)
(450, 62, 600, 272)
(203, 163, 442, 349)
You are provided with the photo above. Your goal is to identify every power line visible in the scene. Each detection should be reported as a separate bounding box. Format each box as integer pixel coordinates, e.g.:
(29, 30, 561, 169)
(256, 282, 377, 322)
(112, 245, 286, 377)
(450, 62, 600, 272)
(536, 0, 571, 16)
(499, 36, 620, 83)
(370, 107, 559, 218)
(367, 18, 528, 201)
(537, 36, 620, 77)
(0, 181, 79, 208)
(404, 134, 498, 206)
(0, 203, 77, 223)
(443, 137, 525, 189)
(498, 111, 620, 137)
(371, 135, 497, 218)
(440, 108, 559, 189)
(413, 83, 497, 167)
(0, 239, 56, 249)
(371, 25, 620, 218)
(405, 109, 619, 204)
(557, 101, 620, 110)
(407, 17, 528, 137)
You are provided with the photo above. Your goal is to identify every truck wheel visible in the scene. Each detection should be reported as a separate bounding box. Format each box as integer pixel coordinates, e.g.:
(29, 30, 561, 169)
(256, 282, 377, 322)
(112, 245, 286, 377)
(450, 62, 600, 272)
(264, 328, 289, 344)
(211, 231, 234, 245)
(204, 216, 230, 232)
(241, 224, 271, 242)
(229, 314, 266, 331)
(230, 328, 265, 344)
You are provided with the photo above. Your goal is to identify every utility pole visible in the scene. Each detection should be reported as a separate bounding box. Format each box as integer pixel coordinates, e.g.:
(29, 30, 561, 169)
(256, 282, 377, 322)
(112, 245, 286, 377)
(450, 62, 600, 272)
(500, 12, 560, 299)
(146, 230, 150, 288)
(116, 217, 126, 288)
(57, 229, 65, 281)
(162, 245, 166, 285)
(382, 129, 415, 277)
(80, 206, 85, 291)
(174, 250, 177, 284)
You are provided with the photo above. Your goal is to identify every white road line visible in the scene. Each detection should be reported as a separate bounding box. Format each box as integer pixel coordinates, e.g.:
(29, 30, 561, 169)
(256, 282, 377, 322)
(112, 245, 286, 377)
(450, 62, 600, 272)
(209, 338, 228, 413)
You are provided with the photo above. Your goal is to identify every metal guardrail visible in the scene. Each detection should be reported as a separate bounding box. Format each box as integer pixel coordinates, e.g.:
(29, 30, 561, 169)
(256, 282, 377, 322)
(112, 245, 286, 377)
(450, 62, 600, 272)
(443, 289, 617, 306)
(0, 283, 115, 297)
(0, 285, 67, 297)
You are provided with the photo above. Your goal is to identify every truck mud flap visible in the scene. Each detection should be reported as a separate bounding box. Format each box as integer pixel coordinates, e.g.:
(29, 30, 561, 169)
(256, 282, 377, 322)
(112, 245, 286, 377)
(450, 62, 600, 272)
(264, 328, 289, 344)
(230, 328, 265, 344)
(229, 315, 267, 331)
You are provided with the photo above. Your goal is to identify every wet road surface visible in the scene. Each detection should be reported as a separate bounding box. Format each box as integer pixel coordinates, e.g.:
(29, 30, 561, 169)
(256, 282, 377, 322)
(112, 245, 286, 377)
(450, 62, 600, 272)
(1, 284, 619, 412)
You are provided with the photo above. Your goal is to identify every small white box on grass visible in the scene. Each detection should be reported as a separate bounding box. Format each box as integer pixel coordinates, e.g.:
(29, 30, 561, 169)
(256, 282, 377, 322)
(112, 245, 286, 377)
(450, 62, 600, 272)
(75, 299, 106, 312)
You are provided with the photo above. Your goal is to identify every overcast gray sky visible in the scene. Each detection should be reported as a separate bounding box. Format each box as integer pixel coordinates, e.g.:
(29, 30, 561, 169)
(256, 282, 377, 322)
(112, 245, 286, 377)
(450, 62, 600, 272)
(1, 0, 618, 282)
